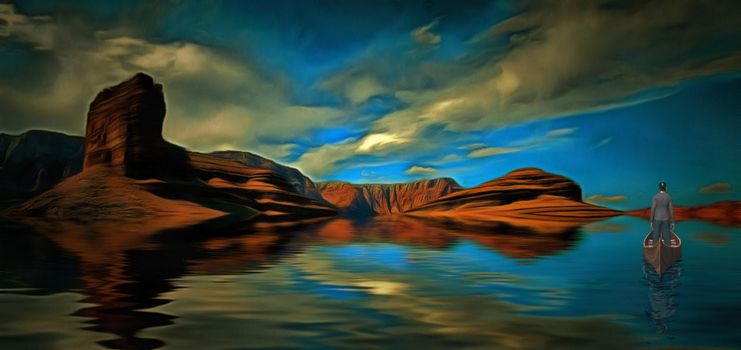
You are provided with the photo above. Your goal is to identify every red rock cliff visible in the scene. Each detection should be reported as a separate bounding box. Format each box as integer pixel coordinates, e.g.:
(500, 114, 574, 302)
(412, 168, 582, 211)
(407, 168, 621, 230)
(318, 178, 462, 216)
(83, 73, 191, 179)
(209, 150, 325, 202)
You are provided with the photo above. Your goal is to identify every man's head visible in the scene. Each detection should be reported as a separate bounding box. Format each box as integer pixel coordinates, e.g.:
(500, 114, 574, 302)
(659, 181, 667, 192)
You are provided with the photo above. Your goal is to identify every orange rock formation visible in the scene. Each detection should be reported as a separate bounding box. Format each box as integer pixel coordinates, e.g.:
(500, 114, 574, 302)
(14, 73, 335, 227)
(83, 73, 191, 179)
(407, 168, 621, 228)
(317, 178, 461, 216)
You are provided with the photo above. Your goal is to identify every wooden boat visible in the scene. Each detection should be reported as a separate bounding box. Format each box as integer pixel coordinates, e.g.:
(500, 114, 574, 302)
(643, 231, 682, 275)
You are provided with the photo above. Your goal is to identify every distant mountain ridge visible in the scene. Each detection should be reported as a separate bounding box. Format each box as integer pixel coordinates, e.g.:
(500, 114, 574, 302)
(0, 130, 84, 199)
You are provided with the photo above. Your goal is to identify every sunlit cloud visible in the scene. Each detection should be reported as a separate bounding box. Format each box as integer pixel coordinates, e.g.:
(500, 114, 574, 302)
(405, 165, 439, 176)
(292, 141, 356, 178)
(547, 128, 576, 137)
(468, 146, 522, 159)
(356, 132, 409, 153)
(584, 194, 628, 204)
(319, 72, 386, 105)
(436, 154, 462, 163)
(466, 127, 577, 159)
(412, 18, 442, 45)
(0, 3, 55, 50)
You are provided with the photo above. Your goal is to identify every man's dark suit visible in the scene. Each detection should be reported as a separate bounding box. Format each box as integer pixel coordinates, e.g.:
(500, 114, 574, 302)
(651, 191, 675, 246)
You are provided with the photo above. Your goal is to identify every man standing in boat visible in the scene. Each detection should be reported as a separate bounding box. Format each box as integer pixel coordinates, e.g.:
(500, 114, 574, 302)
(650, 181, 676, 246)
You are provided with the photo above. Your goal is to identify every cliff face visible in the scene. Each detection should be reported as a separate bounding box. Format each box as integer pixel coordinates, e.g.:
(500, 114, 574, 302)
(209, 150, 325, 202)
(186, 152, 336, 220)
(315, 182, 372, 216)
(0, 130, 84, 199)
(317, 178, 462, 216)
(412, 168, 582, 211)
(83, 73, 191, 179)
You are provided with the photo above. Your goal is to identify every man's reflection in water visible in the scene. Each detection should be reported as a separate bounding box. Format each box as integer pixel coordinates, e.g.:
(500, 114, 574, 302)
(643, 260, 681, 333)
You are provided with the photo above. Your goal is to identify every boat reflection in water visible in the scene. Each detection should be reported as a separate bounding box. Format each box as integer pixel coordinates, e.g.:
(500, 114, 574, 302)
(643, 259, 682, 333)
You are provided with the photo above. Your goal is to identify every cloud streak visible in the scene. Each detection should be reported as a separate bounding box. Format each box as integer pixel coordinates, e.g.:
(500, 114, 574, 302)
(412, 18, 441, 45)
(468, 147, 522, 158)
(699, 182, 732, 194)
(0, 3, 56, 50)
(466, 127, 577, 159)
(585, 194, 628, 204)
(404, 165, 439, 176)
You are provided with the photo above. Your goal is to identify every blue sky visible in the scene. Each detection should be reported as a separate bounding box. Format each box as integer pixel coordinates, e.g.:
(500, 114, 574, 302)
(1, 0, 740, 209)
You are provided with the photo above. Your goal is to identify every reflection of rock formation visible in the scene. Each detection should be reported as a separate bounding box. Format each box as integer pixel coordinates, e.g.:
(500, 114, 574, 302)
(315, 216, 581, 259)
(693, 231, 731, 246)
(4, 214, 602, 349)
(0, 220, 82, 292)
(626, 200, 741, 227)
(14, 218, 319, 350)
(643, 260, 681, 333)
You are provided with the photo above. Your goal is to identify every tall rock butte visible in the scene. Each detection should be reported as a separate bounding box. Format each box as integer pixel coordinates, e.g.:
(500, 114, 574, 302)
(83, 73, 191, 179)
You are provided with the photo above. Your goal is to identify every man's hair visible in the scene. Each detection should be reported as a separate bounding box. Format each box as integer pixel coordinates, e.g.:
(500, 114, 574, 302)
(659, 181, 667, 191)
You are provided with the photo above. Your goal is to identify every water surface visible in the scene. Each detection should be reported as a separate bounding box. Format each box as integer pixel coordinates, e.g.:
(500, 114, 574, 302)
(1, 216, 739, 349)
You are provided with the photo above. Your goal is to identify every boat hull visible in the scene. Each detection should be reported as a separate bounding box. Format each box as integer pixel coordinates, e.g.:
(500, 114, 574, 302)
(643, 231, 682, 275)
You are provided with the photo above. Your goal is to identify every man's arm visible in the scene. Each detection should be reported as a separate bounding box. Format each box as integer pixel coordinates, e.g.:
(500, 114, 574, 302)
(650, 196, 657, 222)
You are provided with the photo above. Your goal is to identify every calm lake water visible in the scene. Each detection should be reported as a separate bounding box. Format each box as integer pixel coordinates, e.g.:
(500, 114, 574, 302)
(1, 215, 739, 350)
